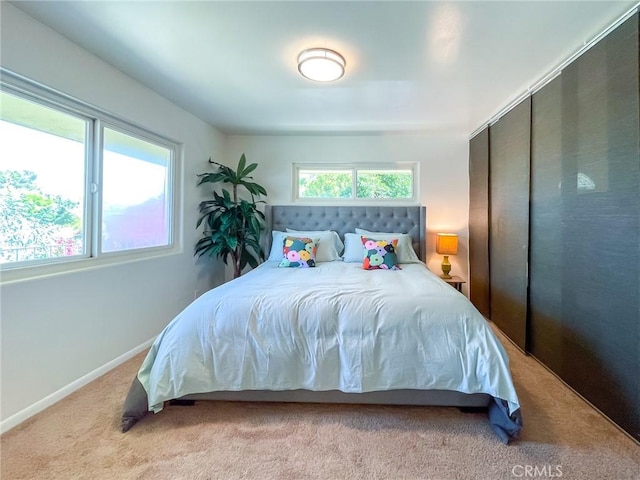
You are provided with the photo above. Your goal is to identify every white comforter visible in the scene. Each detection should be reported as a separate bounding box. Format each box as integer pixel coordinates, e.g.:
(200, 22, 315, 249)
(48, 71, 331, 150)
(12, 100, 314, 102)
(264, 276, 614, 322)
(138, 262, 520, 417)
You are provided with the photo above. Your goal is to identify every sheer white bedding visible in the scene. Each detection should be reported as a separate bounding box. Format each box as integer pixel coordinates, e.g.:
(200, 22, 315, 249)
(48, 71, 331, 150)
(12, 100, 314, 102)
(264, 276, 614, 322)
(136, 261, 520, 420)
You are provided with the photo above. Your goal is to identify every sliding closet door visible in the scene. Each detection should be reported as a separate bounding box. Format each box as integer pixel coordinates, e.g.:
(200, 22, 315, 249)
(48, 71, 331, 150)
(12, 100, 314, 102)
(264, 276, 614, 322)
(469, 128, 490, 318)
(489, 98, 531, 350)
(529, 77, 564, 374)
(529, 14, 640, 440)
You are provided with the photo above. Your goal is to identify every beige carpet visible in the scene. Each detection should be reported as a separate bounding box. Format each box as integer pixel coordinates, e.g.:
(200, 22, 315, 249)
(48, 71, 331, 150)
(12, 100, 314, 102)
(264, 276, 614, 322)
(1, 327, 638, 480)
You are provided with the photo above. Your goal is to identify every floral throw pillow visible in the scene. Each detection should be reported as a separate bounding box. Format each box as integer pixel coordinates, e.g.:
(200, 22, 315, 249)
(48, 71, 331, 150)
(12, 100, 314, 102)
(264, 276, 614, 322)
(279, 236, 319, 268)
(361, 237, 401, 270)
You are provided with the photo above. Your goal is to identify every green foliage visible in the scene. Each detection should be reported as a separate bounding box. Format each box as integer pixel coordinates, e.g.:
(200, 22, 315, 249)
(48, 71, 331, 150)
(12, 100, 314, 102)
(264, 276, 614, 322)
(299, 172, 352, 198)
(299, 170, 412, 199)
(0, 170, 81, 262)
(195, 154, 267, 278)
(356, 172, 412, 199)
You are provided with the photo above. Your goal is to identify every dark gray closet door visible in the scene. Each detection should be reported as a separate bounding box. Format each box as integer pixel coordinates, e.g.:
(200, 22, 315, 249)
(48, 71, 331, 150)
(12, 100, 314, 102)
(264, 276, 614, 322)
(529, 76, 564, 375)
(489, 98, 531, 351)
(469, 128, 491, 318)
(530, 14, 640, 441)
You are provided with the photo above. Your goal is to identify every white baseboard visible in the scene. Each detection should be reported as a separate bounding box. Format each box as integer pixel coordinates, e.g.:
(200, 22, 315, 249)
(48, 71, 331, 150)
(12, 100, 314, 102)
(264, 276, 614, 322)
(0, 338, 154, 435)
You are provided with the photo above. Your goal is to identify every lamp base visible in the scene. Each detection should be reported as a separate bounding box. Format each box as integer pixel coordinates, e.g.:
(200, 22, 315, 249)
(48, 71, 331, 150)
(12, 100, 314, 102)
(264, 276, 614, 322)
(440, 255, 452, 279)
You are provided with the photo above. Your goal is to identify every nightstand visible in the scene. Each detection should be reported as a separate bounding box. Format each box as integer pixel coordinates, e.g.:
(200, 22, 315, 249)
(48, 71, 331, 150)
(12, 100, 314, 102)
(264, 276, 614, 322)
(442, 275, 465, 292)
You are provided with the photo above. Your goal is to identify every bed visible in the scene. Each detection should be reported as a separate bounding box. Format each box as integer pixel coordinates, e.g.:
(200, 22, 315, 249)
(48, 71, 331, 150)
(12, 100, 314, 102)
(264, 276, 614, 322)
(121, 205, 522, 443)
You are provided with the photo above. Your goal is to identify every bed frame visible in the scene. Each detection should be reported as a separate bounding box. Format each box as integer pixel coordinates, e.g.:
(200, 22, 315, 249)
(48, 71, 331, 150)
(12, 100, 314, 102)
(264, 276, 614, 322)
(181, 205, 490, 409)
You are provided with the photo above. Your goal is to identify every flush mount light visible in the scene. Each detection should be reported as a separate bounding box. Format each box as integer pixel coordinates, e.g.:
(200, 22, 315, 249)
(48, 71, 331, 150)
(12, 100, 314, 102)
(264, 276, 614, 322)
(297, 48, 346, 82)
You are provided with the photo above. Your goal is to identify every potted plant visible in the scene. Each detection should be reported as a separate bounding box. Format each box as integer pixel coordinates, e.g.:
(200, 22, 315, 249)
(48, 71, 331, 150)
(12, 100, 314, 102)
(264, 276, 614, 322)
(195, 154, 268, 278)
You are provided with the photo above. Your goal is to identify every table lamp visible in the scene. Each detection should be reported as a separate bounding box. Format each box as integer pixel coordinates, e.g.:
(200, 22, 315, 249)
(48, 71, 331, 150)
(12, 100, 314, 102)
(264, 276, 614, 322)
(436, 233, 458, 279)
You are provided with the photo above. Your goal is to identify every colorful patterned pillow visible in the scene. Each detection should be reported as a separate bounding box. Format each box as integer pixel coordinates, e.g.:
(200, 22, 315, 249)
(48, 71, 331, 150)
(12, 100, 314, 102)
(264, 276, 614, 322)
(355, 229, 421, 264)
(361, 237, 401, 270)
(279, 236, 319, 268)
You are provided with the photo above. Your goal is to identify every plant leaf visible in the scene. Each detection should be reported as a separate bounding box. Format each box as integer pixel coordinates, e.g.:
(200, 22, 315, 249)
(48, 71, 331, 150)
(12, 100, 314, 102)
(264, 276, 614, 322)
(236, 154, 247, 180)
(241, 162, 257, 177)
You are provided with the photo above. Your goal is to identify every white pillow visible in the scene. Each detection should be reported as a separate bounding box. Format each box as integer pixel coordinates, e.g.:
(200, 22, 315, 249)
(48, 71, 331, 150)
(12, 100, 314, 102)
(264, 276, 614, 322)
(354, 228, 421, 263)
(268, 231, 288, 261)
(342, 233, 366, 263)
(285, 229, 343, 261)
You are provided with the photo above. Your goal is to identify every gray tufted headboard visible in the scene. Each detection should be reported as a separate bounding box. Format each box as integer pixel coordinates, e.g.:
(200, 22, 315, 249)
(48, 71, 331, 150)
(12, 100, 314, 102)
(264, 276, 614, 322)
(264, 205, 427, 262)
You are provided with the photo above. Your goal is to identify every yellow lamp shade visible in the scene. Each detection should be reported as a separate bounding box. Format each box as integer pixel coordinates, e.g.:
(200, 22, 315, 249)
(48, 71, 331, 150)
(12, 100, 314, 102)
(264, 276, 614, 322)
(436, 233, 458, 255)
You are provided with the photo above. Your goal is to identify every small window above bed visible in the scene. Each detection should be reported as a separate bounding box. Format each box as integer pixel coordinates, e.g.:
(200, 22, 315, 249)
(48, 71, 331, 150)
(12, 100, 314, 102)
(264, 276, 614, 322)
(293, 163, 418, 203)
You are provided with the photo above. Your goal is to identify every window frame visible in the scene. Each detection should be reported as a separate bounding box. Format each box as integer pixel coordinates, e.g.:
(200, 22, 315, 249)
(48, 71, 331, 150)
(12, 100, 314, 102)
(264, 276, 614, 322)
(293, 162, 419, 204)
(0, 70, 182, 283)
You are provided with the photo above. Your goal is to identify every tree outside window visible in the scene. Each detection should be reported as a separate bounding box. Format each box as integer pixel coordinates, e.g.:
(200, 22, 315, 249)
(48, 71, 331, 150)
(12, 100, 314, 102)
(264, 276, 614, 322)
(296, 165, 415, 201)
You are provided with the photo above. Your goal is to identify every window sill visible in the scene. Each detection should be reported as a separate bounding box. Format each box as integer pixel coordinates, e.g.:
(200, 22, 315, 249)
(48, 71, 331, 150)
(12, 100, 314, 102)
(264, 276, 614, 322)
(0, 245, 182, 286)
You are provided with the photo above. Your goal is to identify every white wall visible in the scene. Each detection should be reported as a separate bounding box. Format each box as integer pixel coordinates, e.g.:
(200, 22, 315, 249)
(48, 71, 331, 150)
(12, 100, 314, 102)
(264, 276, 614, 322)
(226, 133, 470, 282)
(0, 4, 226, 429)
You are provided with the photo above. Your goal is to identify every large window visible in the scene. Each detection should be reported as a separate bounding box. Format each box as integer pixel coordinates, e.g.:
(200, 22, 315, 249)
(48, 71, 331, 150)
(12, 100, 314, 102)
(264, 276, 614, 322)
(0, 77, 177, 273)
(295, 164, 417, 202)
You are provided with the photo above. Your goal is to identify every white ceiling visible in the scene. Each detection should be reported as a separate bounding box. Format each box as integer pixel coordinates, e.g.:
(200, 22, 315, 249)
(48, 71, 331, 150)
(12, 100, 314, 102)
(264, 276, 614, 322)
(11, 1, 637, 135)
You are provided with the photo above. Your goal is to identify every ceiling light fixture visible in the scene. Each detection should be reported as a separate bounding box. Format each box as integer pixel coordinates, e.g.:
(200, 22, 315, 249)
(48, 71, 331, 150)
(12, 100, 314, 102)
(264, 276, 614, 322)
(297, 48, 346, 82)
